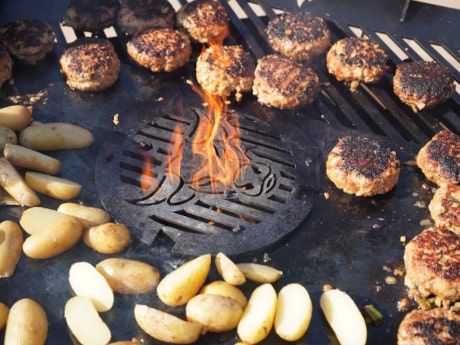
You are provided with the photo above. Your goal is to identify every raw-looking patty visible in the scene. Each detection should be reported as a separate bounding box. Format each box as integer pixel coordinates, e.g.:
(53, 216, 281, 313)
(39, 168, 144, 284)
(127, 28, 192, 73)
(429, 183, 460, 236)
(196, 45, 255, 101)
(404, 227, 460, 306)
(59, 38, 120, 92)
(176, 0, 230, 44)
(252, 54, 320, 109)
(326, 135, 400, 196)
(0, 46, 13, 87)
(397, 307, 460, 345)
(266, 11, 330, 61)
(416, 130, 460, 186)
(117, 0, 176, 35)
(393, 60, 455, 112)
(0, 19, 56, 65)
(63, 0, 120, 32)
(326, 36, 388, 91)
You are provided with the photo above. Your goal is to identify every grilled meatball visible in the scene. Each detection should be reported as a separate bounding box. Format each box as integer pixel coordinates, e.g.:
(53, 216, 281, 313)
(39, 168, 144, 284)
(326, 135, 400, 196)
(117, 0, 176, 36)
(404, 227, 460, 307)
(59, 38, 120, 92)
(127, 28, 191, 73)
(63, 0, 120, 32)
(0, 46, 13, 88)
(266, 11, 330, 61)
(326, 36, 388, 91)
(416, 130, 460, 186)
(196, 45, 255, 101)
(0, 19, 56, 65)
(429, 183, 460, 236)
(393, 60, 455, 112)
(252, 54, 320, 109)
(176, 0, 230, 44)
(397, 307, 460, 345)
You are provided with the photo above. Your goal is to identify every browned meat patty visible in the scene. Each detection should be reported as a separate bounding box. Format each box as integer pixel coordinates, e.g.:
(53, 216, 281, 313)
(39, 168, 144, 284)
(397, 307, 460, 345)
(0, 46, 13, 87)
(252, 54, 320, 109)
(0, 19, 56, 65)
(63, 0, 120, 32)
(393, 60, 455, 113)
(117, 0, 176, 36)
(196, 45, 255, 102)
(416, 130, 460, 187)
(59, 38, 120, 92)
(429, 183, 460, 236)
(404, 227, 460, 307)
(266, 11, 330, 61)
(176, 0, 230, 44)
(127, 27, 191, 73)
(326, 135, 400, 196)
(326, 36, 389, 91)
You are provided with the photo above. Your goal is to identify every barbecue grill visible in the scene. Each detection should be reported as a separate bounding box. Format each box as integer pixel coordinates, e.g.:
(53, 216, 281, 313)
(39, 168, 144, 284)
(0, 0, 459, 344)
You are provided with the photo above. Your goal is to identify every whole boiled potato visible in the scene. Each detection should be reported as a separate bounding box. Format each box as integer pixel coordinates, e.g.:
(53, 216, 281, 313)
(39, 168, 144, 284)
(0, 302, 9, 331)
(57, 202, 111, 229)
(0, 220, 23, 277)
(83, 222, 131, 254)
(200, 280, 248, 309)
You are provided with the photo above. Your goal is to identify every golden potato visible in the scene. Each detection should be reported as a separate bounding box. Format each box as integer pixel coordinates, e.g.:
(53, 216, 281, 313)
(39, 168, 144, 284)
(0, 125, 17, 150)
(96, 258, 160, 294)
(83, 222, 131, 254)
(109, 339, 140, 345)
(0, 220, 23, 278)
(0, 302, 9, 331)
(200, 280, 247, 309)
(4, 298, 48, 345)
(19, 206, 68, 235)
(25, 171, 82, 200)
(0, 105, 32, 131)
(186, 293, 243, 332)
(3, 143, 60, 174)
(236, 262, 283, 283)
(215, 252, 246, 286)
(57, 202, 110, 229)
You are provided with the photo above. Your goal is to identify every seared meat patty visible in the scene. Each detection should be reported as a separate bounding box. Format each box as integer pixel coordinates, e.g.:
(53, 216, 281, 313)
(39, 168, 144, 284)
(326, 135, 400, 196)
(127, 28, 191, 73)
(397, 307, 460, 345)
(0, 46, 13, 87)
(117, 0, 176, 35)
(252, 54, 320, 109)
(326, 36, 388, 91)
(404, 227, 460, 307)
(63, 0, 120, 32)
(196, 45, 255, 101)
(429, 183, 460, 236)
(266, 11, 330, 61)
(393, 60, 455, 112)
(0, 19, 56, 65)
(59, 38, 120, 92)
(176, 0, 230, 44)
(416, 130, 460, 186)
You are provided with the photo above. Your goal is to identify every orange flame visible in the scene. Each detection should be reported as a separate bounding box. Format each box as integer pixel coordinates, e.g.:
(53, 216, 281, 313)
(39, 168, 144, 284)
(140, 154, 155, 192)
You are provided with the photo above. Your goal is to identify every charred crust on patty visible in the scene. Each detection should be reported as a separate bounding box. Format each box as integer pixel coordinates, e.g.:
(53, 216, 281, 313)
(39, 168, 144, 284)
(429, 183, 460, 236)
(63, 0, 121, 32)
(0, 45, 13, 87)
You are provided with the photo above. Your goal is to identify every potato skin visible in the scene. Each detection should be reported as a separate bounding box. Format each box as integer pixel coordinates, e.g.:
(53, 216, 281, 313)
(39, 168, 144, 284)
(0, 105, 32, 131)
(0, 220, 23, 277)
(0, 125, 17, 149)
(200, 280, 248, 309)
(96, 258, 160, 294)
(0, 302, 9, 331)
(83, 222, 131, 254)
(57, 202, 110, 229)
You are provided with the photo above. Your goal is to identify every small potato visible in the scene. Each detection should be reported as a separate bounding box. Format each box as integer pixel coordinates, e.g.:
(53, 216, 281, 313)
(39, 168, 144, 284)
(96, 258, 160, 294)
(22, 214, 83, 259)
(4, 298, 48, 345)
(69, 261, 114, 312)
(65, 296, 111, 345)
(236, 263, 283, 283)
(3, 143, 60, 174)
(274, 283, 312, 341)
(157, 253, 211, 306)
(0, 302, 9, 331)
(0, 126, 17, 150)
(186, 293, 243, 332)
(215, 252, 246, 286)
(19, 122, 94, 151)
(0, 105, 32, 131)
(83, 222, 131, 254)
(25, 171, 82, 200)
(0, 220, 23, 278)
(320, 288, 367, 345)
(237, 283, 277, 345)
(58, 202, 110, 229)
(200, 280, 247, 309)
(19, 206, 68, 235)
(109, 338, 141, 345)
(0, 157, 40, 206)
(134, 304, 201, 344)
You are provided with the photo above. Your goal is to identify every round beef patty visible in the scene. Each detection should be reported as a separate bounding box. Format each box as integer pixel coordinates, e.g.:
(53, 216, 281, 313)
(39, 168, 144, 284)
(429, 183, 460, 236)
(0, 46, 13, 88)
(63, 0, 120, 32)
